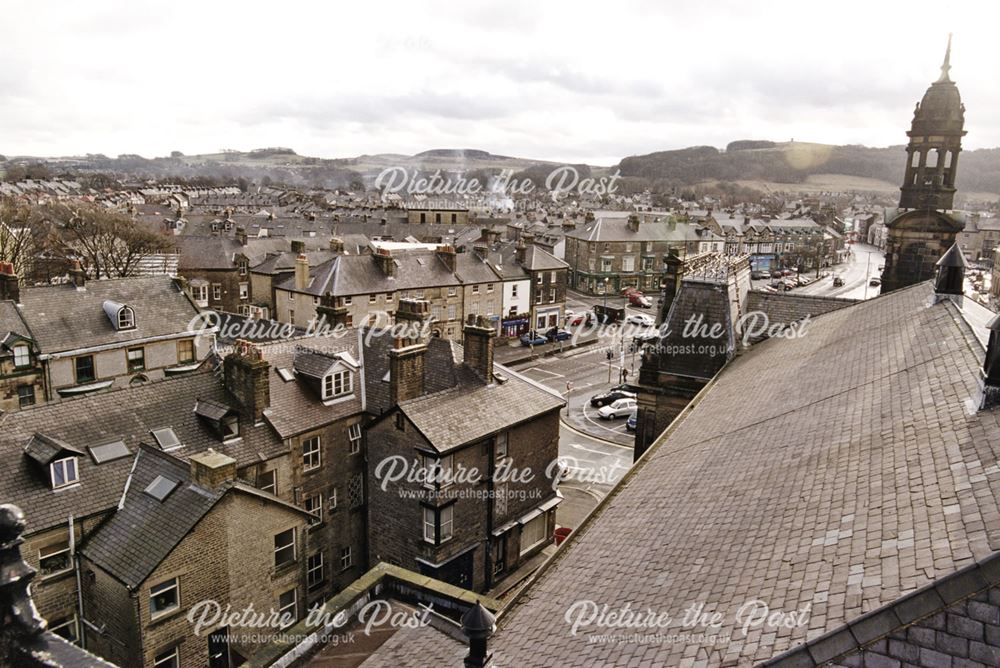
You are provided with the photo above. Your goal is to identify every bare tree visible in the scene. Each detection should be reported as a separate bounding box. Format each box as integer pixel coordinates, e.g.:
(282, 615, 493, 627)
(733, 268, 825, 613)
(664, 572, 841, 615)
(46, 202, 173, 279)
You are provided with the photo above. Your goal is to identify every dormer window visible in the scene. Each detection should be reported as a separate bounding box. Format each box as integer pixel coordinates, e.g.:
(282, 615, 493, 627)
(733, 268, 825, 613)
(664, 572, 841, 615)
(103, 300, 136, 331)
(323, 369, 352, 400)
(13, 344, 30, 368)
(194, 398, 241, 441)
(50, 457, 79, 489)
(118, 306, 135, 330)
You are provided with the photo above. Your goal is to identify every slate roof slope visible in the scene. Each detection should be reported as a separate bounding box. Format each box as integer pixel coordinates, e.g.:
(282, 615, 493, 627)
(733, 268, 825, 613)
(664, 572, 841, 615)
(655, 279, 734, 379)
(82, 445, 223, 588)
(0, 370, 285, 534)
(492, 282, 1000, 667)
(566, 215, 704, 243)
(399, 364, 564, 453)
(0, 300, 32, 341)
(521, 245, 568, 272)
(744, 292, 858, 343)
(277, 251, 463, 297)
(357, 619, 466, 668)
(17, 276, 200, 353)
(260, 335, 365, 439)
(176, 235, 243, 270)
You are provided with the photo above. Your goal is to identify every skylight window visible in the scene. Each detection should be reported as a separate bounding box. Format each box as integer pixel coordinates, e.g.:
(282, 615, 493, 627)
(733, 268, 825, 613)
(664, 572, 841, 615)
(151, 428, 181, 451)
(88, 441, 130, 464)
(144, 475, 178, 502)
(277, 368, 295, 382)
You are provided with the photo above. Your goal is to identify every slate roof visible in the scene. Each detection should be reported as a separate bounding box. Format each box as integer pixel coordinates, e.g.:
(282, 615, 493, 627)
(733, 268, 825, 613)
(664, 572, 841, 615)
(567, 214, 706, 243)
(0, 370, 285, 535)
(398, 363, 564, 453)
(82, 445, 223, 588)
(176, 235, 244, 270)
(357, 619, 467, 668)
(0, 300, 32, 343)
(16, 276, 200, 353)
(261, 335, 365, 439)
(492, 282, 1000, 666)
(250, 250, 337, 275)
(744, 292, 858, 343)
(278, 251, 463, 298)
(653, 279, 734, 379)
(521, 245, 568, 272)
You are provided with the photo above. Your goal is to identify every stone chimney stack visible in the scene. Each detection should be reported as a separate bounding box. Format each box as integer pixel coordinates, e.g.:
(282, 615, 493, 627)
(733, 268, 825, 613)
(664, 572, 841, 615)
(389, 300, 431, 404)
(294, 254, 310, 291)
(437, 244, 457, 273)
(189, 449, 237, 490)
(290, 240, 306, 254)
(463, 314, 495, 384)
(236, 227, 248, 246)
(316, 293, 349, 328)
(627, 214, 640, 232)
(329, 237, 345, 253)
(223, 339, 270, 424)
(0, 262, 19, 303)
(374, 247, 395, 277)
(69, 259, 86, 291)
(515, 239, 527, 265)
(934, 242, 966, 299)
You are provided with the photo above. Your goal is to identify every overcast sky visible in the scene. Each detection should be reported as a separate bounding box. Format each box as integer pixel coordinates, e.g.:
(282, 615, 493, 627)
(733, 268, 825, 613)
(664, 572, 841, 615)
(2, 0, 997, 165)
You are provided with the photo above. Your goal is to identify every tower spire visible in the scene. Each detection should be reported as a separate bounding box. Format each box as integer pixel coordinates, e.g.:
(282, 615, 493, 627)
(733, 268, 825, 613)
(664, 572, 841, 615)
(937, 33, 952, 83)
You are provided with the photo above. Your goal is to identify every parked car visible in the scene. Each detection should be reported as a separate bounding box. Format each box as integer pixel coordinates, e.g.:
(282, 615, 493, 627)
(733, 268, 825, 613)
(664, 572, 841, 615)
(627, 292, 653, 308)
(598, 397, 638, 420)
(590, 388, 636, 407)
(771, 271, 783, 279)
(519, 330, 547, 346)
(832, 276, 845, 287)
(568, 312, 593, 326)
(625, 313, 655, 327)
(625, 411, 637, 432)
(546, 327, 572, 342)
(869, 277, 882, 287)
(633, 330, 659, 344)
(751, 270, 766, 280)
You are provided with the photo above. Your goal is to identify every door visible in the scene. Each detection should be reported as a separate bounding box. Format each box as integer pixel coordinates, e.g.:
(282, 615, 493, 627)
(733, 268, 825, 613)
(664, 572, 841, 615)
(208, 627, 231, 668)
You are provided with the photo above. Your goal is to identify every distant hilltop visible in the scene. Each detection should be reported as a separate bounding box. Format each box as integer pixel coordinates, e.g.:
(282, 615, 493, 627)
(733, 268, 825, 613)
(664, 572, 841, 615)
(3, 140, 999, 197)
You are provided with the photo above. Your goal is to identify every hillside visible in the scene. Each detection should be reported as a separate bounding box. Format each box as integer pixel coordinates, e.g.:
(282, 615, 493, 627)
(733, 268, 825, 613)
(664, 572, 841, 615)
(617, 142, 1000, 197)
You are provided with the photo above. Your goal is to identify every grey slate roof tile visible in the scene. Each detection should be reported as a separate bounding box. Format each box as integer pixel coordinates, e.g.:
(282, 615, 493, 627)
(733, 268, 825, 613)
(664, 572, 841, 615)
(490, 282, 1000, 667)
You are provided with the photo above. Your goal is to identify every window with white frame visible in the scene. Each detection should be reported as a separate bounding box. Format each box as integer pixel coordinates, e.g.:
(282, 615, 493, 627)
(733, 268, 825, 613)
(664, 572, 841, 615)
(511, 284, 518, 297)
(322, 370, 352, 400)
(472, 284, 480, 294)
(520, 514, 547, 555)
(212, 284, 222, 301)
(307, 552, 324, 589)
(259, 469, 276, 495)
(278, 588, 297, 625)
(329, 486, 337, 509)
(422, 505, 454, 544)
(50, 457, 78, 489)
(348, 424, 362, 454)
(622, 256, 635, 272)
(150, 577, 179, 618)
(302, 437, 321, 471)
(49, 615, 78, 644)
(274, 528, 296, 567)
(239, 282, 249, 299)
(340, 546, 352, 570)
(304, 493, 323, 525)
(39, 539, 72, 577)
(117, 306, 135, 330)
(13, 344, 30, 368)
(153, 647, 179, 668)
(487, 283, 494, 292)
(192, 285, 208, 305)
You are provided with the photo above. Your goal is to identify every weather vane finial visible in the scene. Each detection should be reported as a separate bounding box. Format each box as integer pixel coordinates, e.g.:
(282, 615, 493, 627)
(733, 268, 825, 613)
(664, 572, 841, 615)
(937, 33, 953, 83)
